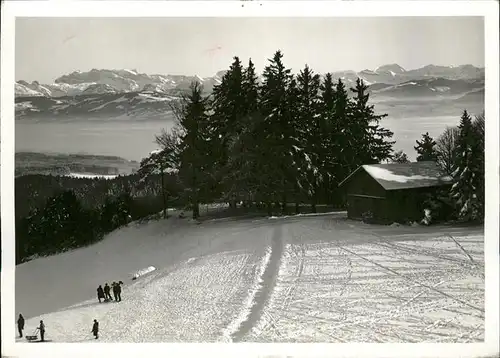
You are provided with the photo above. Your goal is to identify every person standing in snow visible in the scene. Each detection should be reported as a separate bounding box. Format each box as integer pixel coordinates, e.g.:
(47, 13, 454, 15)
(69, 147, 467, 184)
(104, 283, 112, 301)
(38, 320, 46, 342)
(116, 281, 123, 302)
(17, 313, 25, 338)
(91, 319, 99, 339)
(112, 281, 118, 302)
(97, 285, 105, 303)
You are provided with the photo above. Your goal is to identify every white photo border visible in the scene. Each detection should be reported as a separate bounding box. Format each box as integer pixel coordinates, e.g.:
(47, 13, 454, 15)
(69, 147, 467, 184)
(1, 1, 498, 357)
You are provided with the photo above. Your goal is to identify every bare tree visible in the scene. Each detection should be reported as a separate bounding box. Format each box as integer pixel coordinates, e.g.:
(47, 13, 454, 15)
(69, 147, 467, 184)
(155, 124, 183, 156)
(138, 147, 179, 219)
(435, 126, 460, 175)
(473, 111, 485, 141)
(136, 121, 183, 219)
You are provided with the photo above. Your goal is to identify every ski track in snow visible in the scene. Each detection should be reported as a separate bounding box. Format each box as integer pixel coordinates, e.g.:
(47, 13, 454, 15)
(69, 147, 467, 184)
(245, 218, 484, 343)
(229, 224, 284, 342)
(15, 215, 484, 343)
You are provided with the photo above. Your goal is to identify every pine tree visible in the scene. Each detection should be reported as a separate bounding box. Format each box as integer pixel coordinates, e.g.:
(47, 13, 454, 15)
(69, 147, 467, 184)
(332, 78, 353, 186)
(285, 75, 303, 213)
(175, 81, 212, 219)
(450, 110, 483, 221)
(472, 112, 485, 217)
(296, 64, 321, 212)
(211, 56, 245, 141)
(242, 59, 260, 115)
(318, 73, 339, 205)
(223, 59, 262, 205)
(350, 78, 394, 165)
(259, 50, 294, 212)
(414, 132, 438, 162)
(320, 73, 336, 110)
(209, 57, 246, 207)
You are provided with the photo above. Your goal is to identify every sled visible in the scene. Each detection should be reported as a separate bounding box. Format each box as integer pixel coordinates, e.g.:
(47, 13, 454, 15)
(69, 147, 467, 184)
(25, 328, 39, 341)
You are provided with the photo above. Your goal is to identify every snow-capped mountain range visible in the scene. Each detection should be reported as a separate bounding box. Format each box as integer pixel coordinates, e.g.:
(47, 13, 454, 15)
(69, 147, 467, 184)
(15, 64, 484, 119)
(16, 68, 228, 98)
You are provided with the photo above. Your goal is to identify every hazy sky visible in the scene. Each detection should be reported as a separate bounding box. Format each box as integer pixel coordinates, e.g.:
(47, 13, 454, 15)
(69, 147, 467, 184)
(16, 17, 484, 83)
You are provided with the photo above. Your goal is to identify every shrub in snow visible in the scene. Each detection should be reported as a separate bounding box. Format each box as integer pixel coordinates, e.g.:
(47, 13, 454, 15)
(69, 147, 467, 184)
(421, 189, 455, 223)
(421, 208, 432, 226)
(361, 211, 375, 224)
(188, 218, 201, 225)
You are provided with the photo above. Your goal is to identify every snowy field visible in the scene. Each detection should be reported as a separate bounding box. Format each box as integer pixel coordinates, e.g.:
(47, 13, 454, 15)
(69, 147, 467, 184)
(15, 213, 484, 343)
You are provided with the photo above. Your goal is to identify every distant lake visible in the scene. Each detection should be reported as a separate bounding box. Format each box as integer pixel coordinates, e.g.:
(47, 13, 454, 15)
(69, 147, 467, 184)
(15, 115, 462, 162)
(15, 118, 173, 162)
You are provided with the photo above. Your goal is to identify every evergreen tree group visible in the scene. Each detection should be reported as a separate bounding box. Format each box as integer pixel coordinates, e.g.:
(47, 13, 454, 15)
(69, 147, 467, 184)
(420, 110, 485, 223)
(15, 53, 486, 265)
(154, 50, 395, 217)
(449, 110, 485, 221)
(15, 172, 184, 264)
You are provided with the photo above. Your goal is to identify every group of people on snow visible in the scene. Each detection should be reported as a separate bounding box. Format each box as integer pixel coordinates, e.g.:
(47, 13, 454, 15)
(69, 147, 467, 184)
(17, 280, 123, 342)
(18, 313, 100, 341)
(97, 281, 123, 303)
(17, 314, 46, 342)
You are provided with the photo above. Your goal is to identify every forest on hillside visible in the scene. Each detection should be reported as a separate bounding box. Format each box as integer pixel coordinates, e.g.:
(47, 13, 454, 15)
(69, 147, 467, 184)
(12, 50, 485, 264)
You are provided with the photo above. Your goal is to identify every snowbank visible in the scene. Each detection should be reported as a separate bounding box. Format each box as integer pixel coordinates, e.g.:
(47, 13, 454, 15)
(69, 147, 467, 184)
(67, 173, 118, 180)
(268, 211, 345, 220)
(131, 266, 156, 280)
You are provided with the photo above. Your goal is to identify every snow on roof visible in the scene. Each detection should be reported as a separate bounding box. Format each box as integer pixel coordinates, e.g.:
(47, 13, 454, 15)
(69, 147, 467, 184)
(339, 161, 453, 191)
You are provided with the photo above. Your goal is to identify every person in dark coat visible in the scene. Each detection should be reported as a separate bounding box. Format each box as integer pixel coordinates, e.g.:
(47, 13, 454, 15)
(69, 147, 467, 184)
(112, 281, 118, 301)
(104, 283, 112, 301)
(17, 313, 25, 338)
(97, 285, 105, 303)
(91, 319, 99, 339)
(116, 281, 123, 302)
(38, 320, 45, 342)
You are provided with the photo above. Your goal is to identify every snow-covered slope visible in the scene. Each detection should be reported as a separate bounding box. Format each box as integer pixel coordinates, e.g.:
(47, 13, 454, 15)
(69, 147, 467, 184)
(370, 78, 485, 98)
(15, 82, 46, 97)
(376, 63, 406, 74)
(15, 91, 180, 119)
(14, 213, 485, 343)
(81, 83, 121, 95)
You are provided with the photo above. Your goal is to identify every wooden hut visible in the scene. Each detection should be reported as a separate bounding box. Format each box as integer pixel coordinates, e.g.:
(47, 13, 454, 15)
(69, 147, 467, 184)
(338, 161, 453, 224)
